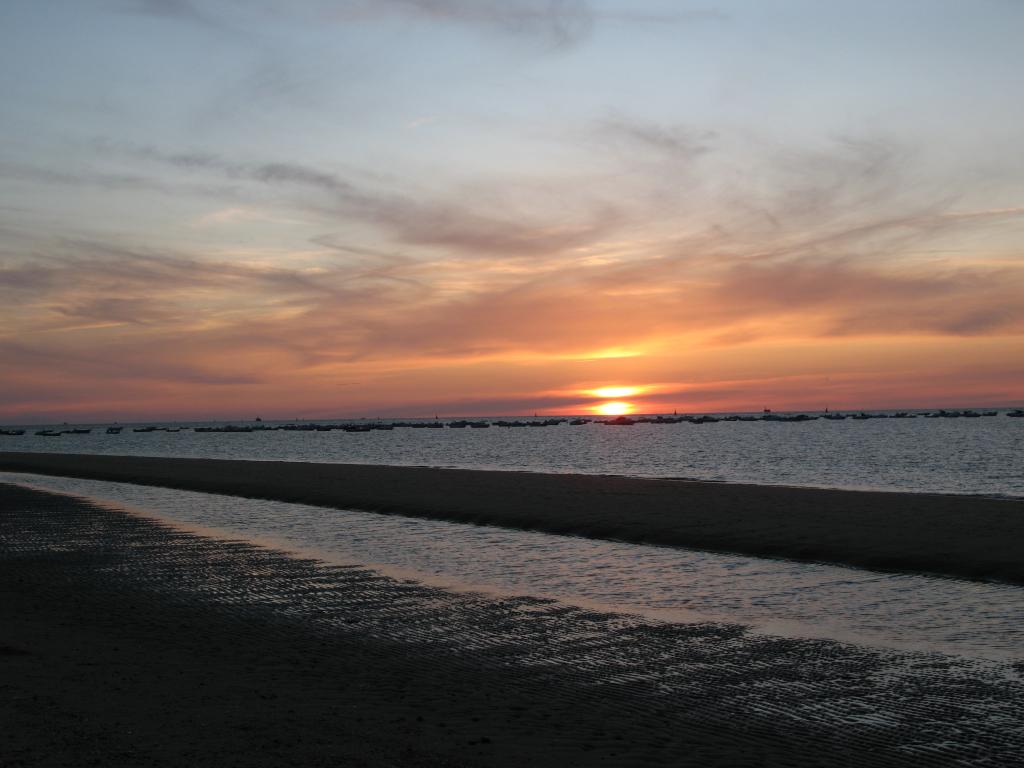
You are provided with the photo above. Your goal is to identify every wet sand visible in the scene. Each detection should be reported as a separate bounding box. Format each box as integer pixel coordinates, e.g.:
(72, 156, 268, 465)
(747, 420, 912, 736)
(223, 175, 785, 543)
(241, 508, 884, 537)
(2, 451, 1024, 584)
(3, 482, 1024, 767)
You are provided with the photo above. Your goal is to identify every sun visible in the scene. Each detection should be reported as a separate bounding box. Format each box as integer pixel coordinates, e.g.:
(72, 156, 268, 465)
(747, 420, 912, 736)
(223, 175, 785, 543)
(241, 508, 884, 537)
(595, 401, 634, 416)
(589, 386, 641, 399)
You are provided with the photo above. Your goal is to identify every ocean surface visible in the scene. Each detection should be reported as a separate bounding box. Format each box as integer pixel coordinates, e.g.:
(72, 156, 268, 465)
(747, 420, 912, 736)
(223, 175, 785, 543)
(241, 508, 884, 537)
(5, 472, 1024, 665)
(3, 411, 1022, 497)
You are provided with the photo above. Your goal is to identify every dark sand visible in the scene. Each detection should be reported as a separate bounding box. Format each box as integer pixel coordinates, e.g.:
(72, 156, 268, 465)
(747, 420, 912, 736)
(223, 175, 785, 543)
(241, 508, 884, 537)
(2, 451, 1024, 583)
(3, 483, 1023, 767)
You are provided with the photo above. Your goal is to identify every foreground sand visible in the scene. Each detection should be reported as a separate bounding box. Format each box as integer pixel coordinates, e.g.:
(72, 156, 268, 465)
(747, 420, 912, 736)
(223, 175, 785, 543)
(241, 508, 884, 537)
(2, 451, 1024, 583)
(3, 483, 1024, 767)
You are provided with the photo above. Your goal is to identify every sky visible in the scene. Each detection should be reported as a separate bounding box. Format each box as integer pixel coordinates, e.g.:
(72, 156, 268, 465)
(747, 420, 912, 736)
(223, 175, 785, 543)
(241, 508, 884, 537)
(1, 0, 1023, 421)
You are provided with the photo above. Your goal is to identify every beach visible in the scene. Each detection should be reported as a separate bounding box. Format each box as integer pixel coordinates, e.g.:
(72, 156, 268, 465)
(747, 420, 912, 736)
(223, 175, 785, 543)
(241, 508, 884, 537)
(2, 451, 1023, 584)
(4, 482, 1023, 766)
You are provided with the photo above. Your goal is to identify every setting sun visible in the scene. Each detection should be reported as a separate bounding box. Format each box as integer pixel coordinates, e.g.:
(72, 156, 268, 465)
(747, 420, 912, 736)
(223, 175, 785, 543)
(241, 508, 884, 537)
(589, 386, 642, 399)
(594, 401, 634, 416)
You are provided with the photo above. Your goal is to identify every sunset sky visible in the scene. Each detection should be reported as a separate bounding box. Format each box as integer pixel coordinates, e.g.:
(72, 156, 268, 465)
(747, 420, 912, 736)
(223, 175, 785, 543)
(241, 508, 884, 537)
(2, 0, 1023, 421)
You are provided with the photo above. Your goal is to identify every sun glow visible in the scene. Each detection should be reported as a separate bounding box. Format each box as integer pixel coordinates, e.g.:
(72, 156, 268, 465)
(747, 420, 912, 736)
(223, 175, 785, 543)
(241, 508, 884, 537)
(589, 386, 641, 398)
(594, 401, 634, 416)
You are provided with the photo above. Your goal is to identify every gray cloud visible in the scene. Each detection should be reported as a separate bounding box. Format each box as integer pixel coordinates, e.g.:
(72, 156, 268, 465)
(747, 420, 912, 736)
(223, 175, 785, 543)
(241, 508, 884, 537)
(102, 143, 619, 258)
(597, 115, 716, 161)
(332, 0, 594, 50)
(330, 0, 726, 50)
(606, 9, 729, 24)
(143, 149, 358, 195)
(0, 161, 167, 193)
(114, 0, 225, 30)
(0, 240, 399, 308)
(115, 0, 724, 52)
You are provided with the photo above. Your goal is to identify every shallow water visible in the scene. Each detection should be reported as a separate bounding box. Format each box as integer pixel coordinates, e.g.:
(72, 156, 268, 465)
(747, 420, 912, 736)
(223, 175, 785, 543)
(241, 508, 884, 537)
(6, 472, 1023, 663)
(3, 414, 1022, 497)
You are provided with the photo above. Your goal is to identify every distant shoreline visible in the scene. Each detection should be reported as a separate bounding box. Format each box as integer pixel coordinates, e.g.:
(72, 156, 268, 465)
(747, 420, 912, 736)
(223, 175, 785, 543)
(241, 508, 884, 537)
(3, 451, 1023, 585)
(2, 405, 1021, 428)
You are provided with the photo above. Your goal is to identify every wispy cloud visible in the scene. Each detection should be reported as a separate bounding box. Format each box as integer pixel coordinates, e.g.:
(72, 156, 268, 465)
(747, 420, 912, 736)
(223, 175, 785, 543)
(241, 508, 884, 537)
(323, 0, 725, 51)
(93, 143, 620, 258)
(114, 0, 226, 30)
(330, 0, 595, 50)
(6, 1, 1023, 421)
(5, 128, 1024, 418)
(596, 115, 716, 161)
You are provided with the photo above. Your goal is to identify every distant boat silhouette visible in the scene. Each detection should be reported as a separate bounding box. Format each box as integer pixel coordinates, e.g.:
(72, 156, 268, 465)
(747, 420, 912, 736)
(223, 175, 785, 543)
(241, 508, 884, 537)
(603, 416, 636, 426)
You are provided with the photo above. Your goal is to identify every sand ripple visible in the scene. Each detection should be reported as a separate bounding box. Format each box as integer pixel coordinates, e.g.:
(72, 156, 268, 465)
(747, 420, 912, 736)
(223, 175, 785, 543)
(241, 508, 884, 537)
(3, 483, 1023, 766)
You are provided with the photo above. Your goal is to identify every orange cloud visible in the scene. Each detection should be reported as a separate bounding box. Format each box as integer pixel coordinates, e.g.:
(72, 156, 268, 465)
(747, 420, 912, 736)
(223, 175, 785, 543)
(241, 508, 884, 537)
(4, 137, 1024, 421)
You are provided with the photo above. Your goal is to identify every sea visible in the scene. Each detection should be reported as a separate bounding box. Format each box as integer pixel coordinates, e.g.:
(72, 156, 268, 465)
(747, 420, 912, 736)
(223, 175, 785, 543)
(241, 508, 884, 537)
(3, 409, 1022, 497)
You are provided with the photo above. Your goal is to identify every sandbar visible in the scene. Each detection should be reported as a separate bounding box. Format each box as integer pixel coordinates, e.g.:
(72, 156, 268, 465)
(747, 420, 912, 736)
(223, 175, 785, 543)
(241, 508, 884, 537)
(1, 451, 1023, 584)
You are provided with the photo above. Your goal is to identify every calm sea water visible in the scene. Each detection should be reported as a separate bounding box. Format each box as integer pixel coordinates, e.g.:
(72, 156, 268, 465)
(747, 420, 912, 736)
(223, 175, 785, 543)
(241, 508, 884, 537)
(3, 413, 1022, 497)
(5, 472, 1023, 663)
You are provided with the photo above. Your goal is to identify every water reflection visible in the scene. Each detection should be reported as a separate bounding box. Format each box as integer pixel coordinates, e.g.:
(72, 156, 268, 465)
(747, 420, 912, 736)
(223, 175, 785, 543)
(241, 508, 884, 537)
(5, 472, 1023, 662)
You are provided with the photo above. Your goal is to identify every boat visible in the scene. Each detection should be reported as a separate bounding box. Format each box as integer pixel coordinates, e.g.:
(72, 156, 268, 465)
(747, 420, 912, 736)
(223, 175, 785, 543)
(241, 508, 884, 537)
(1008, 409, 1024, 418)
(0, 429, 26, 436)
(603, 416, 636, 426)
(106, 426, 123, 434)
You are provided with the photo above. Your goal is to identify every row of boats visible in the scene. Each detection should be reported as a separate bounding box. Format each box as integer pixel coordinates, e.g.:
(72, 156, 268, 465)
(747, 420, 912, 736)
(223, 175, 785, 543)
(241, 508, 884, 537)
(4, 425, 183, 436)
(604, 409, 1017, 425)
(3, 409, 1022, 437)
